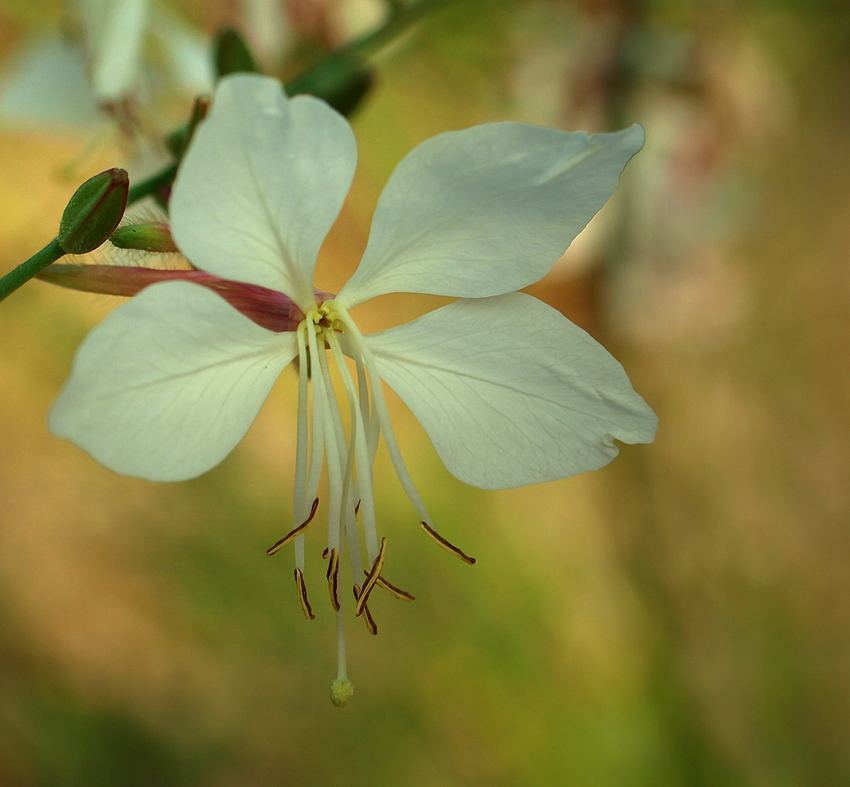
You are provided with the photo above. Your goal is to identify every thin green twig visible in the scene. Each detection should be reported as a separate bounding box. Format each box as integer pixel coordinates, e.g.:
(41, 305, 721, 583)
(127, 162, 179, 206)
(0, 239, 65, 303)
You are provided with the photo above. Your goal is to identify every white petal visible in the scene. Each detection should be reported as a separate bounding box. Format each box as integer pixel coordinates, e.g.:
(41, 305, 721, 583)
(338, 123, 644, 308)
(85, 0, 150, 101)
(170, 73, 357, 308)
(148, 5, 215, 94)
(365, 293, 657, 489)
(49, 281, 296, 481)
(0, 36, 100, 129)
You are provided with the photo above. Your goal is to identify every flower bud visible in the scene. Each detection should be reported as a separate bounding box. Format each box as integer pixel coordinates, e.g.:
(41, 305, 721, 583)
(288, 56, 373, 118)
(57, 168, 129, 254)
(214, 28, 258, 78)
(166, 94, 212, 159)
(110, 222, 179, 253)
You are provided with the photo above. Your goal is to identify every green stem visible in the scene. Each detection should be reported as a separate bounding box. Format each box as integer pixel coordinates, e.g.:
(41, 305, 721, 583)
(127, 162, 178, 206)
(0, 239, 65, 303)
(341, 0, 448, 59)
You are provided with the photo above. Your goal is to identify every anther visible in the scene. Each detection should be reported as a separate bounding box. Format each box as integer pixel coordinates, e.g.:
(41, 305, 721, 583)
(294, 568, 315, 620)
(355, 537, 386, 616)
(420, 521, 476, 565)
(352, 584, 378, 635)
(374, 574, 416, 602)
(326, 548, 341, 611)
(266, 498, 319, 555)
(361, 603, 378, 635)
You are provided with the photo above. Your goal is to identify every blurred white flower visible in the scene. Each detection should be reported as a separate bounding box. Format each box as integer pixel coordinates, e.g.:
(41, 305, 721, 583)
(49, 74, 656, 700)
(0, 0, 213, 137)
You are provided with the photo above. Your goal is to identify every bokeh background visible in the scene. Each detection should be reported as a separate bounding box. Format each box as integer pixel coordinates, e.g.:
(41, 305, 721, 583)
(1, 0, 849, 784)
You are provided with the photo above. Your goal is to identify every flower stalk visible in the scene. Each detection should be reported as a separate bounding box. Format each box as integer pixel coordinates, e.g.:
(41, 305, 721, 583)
(0, 239, 66, 303)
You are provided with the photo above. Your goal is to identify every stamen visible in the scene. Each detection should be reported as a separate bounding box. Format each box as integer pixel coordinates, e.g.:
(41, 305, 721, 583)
(355, 357, 380, 464)
(309, 323, 346, 556)
(265, 497, 319, 555)
(326, 548, 341, 611)
(361, 603, 378, 635)
(293, 321, 311, 569)
(355, 537, 386, 616)
(352, 585, 378, 635)
(374, 574, 416, 602)
(294, 568, 316, 620)
(318, 340, 363, 582)
(334, 309, 437, 528)
(327, 331, 379, 560)
(304, 327, 326, 514)
(420, 521, 477, 565)
(322, 547, 330, 559)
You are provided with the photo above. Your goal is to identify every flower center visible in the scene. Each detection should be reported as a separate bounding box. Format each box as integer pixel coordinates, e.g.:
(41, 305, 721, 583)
(309, 301, 347, 346)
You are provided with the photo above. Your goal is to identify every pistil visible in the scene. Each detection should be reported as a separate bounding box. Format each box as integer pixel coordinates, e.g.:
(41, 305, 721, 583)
(269, 297, 473, 703)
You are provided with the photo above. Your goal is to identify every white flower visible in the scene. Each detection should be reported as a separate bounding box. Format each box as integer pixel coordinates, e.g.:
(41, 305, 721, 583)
(49, 73, 657, 702)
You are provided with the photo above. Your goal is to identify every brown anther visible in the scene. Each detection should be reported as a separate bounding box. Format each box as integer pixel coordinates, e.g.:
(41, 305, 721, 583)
(355, 538, 386, 617)
(361, 603, 378, 635)
(374, 574, 416, 602)
(294, 568, 315, 621)
(322, 547, 330, 559)
(266, 498, 319, 555)
(326, 548, 341, 611)
(352, 585, 378, 633)
(354, 500, 361, 516)
(420, 521, 476, 565)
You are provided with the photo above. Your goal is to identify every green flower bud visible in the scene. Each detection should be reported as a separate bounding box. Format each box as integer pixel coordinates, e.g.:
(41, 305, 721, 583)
(215, 28, 258, 78)
(288, 56, 374, 118)
(166, 94, 212, 159)
(110, 222, 179, 253)
(57, 168, 129, 254)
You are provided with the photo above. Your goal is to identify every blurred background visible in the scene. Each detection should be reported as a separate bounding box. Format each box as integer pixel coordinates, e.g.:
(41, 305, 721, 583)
(1, 0, 849, 784)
